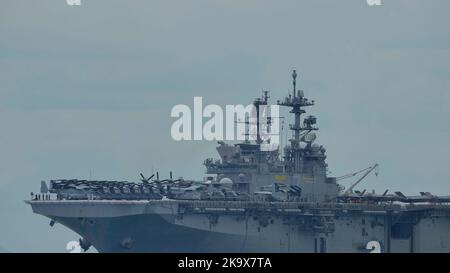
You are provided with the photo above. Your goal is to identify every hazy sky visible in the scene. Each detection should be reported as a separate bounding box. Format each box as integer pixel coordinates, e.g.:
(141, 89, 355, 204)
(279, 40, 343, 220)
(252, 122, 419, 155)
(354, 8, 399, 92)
(0, 0, 449, 252)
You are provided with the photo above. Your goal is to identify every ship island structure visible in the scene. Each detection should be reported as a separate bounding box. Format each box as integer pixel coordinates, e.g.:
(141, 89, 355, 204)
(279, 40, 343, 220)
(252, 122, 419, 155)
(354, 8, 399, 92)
(27, 71, 450, 253)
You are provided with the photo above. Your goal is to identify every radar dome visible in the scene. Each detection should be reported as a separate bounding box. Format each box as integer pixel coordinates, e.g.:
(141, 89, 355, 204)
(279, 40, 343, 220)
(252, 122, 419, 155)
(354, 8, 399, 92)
(219, 177, 233, 185)
(311, 143, 320, 149)
(302, 132, 317, 143)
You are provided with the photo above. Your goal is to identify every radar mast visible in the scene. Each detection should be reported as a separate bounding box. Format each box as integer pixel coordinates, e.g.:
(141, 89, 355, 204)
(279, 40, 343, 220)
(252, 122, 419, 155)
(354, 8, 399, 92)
(277, 70, 318, 172)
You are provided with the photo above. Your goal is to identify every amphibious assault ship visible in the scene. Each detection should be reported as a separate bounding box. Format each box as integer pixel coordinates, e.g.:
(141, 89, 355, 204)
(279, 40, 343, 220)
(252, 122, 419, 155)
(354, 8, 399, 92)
(27, 71, 450, 253)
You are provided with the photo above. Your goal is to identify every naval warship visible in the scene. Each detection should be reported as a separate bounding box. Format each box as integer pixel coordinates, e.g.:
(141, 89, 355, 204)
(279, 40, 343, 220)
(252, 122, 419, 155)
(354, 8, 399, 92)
(27, 71, 450, 253)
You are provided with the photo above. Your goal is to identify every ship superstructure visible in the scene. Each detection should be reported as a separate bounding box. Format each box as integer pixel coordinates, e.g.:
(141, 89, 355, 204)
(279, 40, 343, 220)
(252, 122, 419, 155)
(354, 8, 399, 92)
(27, 71, 450, 253)
(203, 70, 337, 202)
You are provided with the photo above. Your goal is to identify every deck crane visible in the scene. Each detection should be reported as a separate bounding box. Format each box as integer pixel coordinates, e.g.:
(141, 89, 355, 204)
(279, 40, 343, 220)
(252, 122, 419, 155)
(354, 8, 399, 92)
(335, 164, 379, 195)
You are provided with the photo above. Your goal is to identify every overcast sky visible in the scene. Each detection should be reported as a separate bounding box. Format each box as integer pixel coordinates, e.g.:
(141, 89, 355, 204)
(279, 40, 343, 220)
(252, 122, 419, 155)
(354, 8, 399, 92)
(0, 0, 449, 252)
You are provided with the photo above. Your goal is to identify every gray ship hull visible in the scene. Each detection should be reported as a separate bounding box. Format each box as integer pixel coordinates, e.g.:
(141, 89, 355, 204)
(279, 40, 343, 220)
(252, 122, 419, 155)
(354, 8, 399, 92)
(53, 214, 259, 253)
(28, 200, 450, 253)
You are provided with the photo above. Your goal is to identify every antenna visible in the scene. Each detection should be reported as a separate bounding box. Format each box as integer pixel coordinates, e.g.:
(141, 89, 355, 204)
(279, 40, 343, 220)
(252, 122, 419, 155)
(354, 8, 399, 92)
(292, 69, 297, 98)
(263, 90, 269, 103)
(252, 91, 269, 144)
(245, 115, 250, 143)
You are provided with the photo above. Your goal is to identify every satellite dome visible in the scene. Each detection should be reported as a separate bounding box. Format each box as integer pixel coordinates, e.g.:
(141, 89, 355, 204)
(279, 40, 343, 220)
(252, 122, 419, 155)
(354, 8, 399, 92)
(302, 132, 317, 143)
(219, 177, 233, 185)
